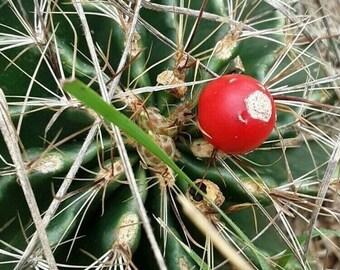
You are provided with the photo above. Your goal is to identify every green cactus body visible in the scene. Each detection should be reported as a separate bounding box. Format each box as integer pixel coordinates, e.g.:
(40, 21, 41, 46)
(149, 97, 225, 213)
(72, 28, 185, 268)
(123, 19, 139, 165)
(0, 0, 339, 269)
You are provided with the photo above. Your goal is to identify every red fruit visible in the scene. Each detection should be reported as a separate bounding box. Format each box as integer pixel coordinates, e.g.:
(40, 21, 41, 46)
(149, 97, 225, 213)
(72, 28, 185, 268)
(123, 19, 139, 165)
(197, 74, 276, 155)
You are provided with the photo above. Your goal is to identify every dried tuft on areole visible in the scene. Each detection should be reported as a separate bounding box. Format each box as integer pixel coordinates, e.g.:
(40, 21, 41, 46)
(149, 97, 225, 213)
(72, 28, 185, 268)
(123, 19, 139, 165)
(114, 214, 139, 249)
(32, 154, 63, 174)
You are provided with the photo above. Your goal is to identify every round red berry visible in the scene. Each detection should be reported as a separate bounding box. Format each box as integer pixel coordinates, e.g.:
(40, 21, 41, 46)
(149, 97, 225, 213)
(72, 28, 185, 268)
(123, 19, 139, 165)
(197, 74, 276, 155)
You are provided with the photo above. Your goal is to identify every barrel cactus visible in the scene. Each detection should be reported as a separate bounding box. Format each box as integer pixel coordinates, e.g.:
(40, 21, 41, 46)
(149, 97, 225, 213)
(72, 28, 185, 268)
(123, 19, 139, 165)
(0, 0, 339, 269)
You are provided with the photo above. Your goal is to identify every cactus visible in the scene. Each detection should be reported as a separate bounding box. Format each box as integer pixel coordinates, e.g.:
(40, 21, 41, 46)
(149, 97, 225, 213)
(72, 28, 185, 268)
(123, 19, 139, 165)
(0, 0, 339, 269)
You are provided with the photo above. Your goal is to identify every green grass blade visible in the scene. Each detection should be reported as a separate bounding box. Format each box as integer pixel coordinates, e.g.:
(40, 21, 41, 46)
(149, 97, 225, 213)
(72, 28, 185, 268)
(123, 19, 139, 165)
(61, 79, 193, 184)
(62, 78, 270, 269)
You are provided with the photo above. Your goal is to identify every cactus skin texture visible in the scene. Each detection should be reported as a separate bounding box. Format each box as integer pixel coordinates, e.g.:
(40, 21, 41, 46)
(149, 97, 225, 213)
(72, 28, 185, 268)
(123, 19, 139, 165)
(0, 1, 339, 269)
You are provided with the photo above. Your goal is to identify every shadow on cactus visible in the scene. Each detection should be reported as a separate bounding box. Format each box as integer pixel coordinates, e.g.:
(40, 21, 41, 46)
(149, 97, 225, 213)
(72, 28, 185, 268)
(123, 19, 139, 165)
(0, 0, 339, 270)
